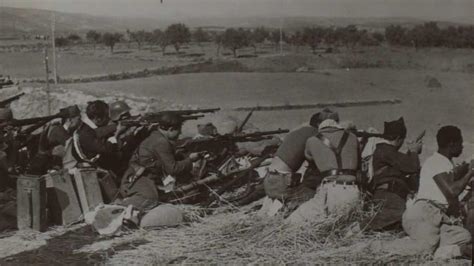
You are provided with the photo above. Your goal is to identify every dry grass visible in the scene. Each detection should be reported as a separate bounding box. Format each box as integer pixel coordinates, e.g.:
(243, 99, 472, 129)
(106, 200, 437, 265)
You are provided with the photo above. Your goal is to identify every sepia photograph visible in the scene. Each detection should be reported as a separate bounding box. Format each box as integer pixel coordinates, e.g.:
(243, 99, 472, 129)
(0, 0, 473, 264)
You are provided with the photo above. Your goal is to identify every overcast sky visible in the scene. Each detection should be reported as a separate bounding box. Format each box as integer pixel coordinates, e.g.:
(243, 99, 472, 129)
(1, 0, 473, 21)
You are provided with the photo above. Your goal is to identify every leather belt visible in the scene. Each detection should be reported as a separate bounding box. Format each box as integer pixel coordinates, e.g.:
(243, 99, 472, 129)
(322, 179, 357, 186)
(320, 169, 357, 179)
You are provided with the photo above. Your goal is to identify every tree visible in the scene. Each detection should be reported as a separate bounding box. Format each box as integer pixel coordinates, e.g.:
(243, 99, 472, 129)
(372, 32, 385, 44)
(102, 32, 122, 53)
(130, 30, 149, 50)
(323, 27, 337, 47)
(385, 25, 406, 46)
(86, 30, 101, 50)
(339, 25, 361, 49)
(270, 30, 286, 51)
(288, 30, 304, 52)
(248, 27, 269, 54)
(67, 33, 81, 44)
(165, 23, 191, 53)
(302, 27, 325, 53)
(193, 28, 211, 45)
(55, 37, 69, 49)
(152, 29, 169, 55)
(222, 28, 250, 58)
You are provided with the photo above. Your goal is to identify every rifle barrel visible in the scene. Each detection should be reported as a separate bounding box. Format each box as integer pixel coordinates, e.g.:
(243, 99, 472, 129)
(0, 92, 25, 107)
(163, 108, 220, 115)
(237, 109, 254, 133)
(181, 114, 205, 120)
(11, 113, 63, 127)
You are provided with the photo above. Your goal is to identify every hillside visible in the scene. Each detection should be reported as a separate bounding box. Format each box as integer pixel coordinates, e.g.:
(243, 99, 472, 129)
(0, 7, 169, 37)
(1, 6, 472, 39)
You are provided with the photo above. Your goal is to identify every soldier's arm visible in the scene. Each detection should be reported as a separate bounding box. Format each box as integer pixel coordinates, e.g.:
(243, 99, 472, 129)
(79, 129, 119, 156)
(154, 139, 192, 177)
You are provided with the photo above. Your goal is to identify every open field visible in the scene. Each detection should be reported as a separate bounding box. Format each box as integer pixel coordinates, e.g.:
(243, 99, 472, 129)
(2, 42, 474, 80)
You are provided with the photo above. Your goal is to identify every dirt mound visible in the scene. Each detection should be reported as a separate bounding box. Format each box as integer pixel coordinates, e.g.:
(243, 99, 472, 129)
(6, 86, 189, 120)
(424, 75, 442, 88)
(5, 86, 250, 138)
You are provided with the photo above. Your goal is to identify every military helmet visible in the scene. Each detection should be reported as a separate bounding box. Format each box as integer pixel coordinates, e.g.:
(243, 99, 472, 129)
(0, 108, 13, 122)
(109, 101, 131, 121)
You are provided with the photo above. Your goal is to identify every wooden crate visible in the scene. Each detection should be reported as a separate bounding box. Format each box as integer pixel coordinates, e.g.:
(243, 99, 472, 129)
(49, 170, 83, 225)
(72, 167, 104, 213)
(17, 175, 47, 231)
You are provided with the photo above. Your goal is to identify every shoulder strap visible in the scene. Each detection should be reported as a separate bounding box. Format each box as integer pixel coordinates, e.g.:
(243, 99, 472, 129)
(315, 129, 350, 169)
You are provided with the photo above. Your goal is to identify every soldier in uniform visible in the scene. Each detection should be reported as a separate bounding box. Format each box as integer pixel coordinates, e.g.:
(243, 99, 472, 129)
(120, 112, 204, 210)
(286, 115, 360, 225)
(367, 117, 422, 231)
(0, 107, 20, 174)
(97, 100, 149, 178)
(262, 108, 338, 208)
(71, 100, 123, 168)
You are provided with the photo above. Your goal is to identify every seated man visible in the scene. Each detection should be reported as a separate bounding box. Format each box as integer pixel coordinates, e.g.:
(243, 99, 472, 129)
(286, 116, 360, 225)
(262, 109, 338, 208)
(403, 126, 472, 259)
(120, 113, 204, 210)
(367, 117, 422, 230)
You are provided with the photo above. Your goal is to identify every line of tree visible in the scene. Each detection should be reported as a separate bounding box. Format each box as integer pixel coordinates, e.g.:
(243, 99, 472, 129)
(385, 22, 474, 49)
(65, 21, 474, 56)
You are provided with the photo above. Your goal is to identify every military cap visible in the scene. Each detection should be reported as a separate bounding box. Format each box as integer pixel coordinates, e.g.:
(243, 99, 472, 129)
(383, 117, 407, 139)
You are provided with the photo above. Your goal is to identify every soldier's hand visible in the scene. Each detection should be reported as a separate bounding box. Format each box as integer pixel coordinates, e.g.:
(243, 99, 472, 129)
(189, 152, 207, 162)
(115, 122, 127, 136)
(468, 159, 474, 177)
(407, 139, 423, 154)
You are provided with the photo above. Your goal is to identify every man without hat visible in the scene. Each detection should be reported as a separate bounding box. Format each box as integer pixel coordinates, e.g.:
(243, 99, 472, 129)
(261, 109, 338, 215)
(120, 112, 205, 210)
(402, 125, 472, 259)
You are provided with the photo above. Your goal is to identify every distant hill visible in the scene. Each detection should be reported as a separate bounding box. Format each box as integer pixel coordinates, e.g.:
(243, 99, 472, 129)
(0, 7, 171, 38)
(1, 7, 471, 39)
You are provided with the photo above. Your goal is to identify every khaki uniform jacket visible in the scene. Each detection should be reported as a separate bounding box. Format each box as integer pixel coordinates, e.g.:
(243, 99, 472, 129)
(126, 130, 192, 183)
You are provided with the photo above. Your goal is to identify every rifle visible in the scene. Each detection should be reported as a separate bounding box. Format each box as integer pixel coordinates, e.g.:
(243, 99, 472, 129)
(237, 109, 254, 133)
(0, 92, 25, 108)
(0, 107, 73, 129)
(143, 108, 220, 121)
(171, 156, 268, 197)
(352, 130, 385, 139)
(120, 114, 205, 128)
(177, 128, 290, 152)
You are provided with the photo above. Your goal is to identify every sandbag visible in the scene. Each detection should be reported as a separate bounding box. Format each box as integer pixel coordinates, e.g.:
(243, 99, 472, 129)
(85, 204, 139, 236)
(140, 204, 184, 229)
